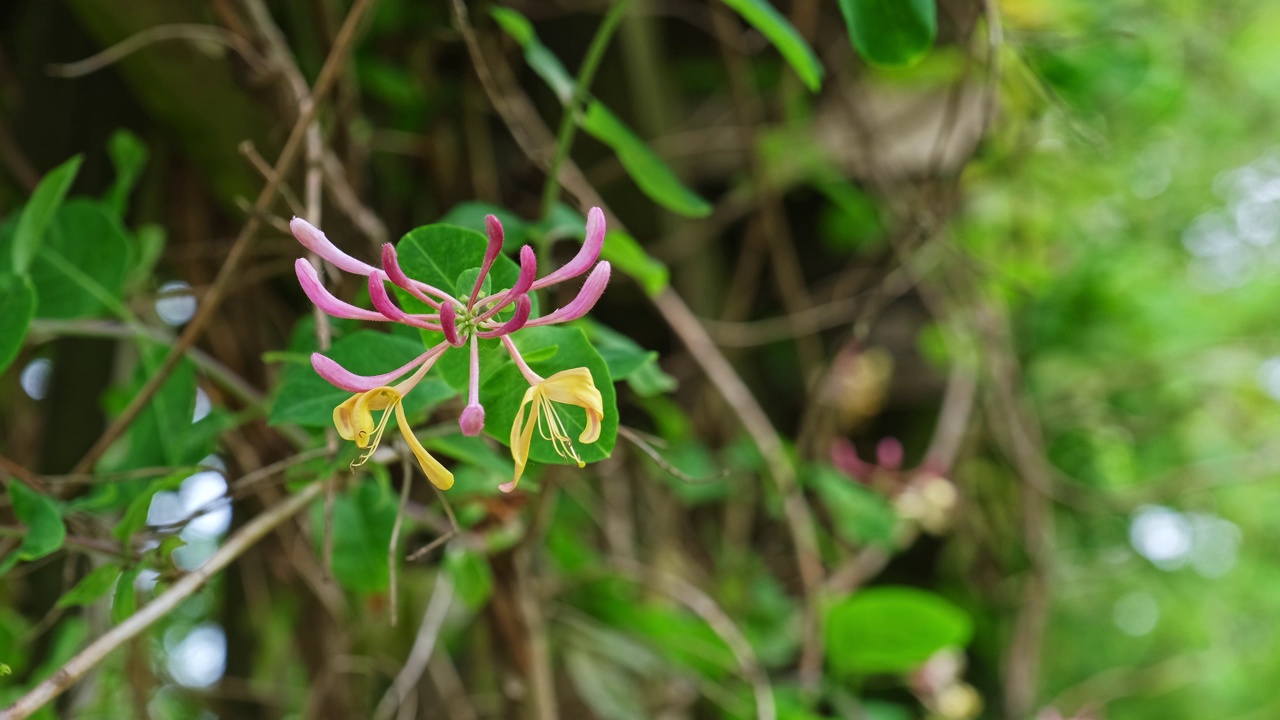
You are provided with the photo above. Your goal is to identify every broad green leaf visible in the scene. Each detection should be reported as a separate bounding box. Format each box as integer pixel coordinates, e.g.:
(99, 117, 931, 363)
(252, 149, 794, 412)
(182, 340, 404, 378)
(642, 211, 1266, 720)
(0, 273, 35, 374)
(443, 545, 494, 610)
(580, 103, 712, 218)
(56, 564, 124, 608)
(825, 587, 972, 674)
(12, 155, 82, 274)
(270, 330, 456, 427)
(838, 0, 937, 67)
(111, 568, 140, 624)
(105, 129, 148, 217)
(721, 0, 824, 91)
(490, 7, 575, 103)
(439, 202, 529, 252)
(0, 200, 136, 319)
(394, 223, 536, 389)
(481, 325, 618, 465)
(807, 465, 898, 546)
(0, 483, 66, 574)
(311, 477, 398, 594)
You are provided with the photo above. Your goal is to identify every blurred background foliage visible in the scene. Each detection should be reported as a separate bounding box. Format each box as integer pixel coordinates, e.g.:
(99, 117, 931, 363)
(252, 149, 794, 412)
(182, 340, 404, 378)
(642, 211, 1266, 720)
(1, 0, 1278, 718)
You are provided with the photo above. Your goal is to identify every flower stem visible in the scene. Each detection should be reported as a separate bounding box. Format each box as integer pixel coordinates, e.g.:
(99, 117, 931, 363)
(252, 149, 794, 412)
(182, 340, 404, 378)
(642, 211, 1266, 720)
(538, 0, 633, 219)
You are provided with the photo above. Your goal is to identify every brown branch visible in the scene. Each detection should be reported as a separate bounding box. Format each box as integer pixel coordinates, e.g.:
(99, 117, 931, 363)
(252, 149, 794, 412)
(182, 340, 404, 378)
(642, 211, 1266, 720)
(70, 0, 380, 475)
(46, 24, 265, 77)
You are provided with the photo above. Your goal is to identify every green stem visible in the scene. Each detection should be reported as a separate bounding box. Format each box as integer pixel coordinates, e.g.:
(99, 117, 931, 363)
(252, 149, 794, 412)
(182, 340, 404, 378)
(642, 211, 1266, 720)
(538, 0, 633, 219)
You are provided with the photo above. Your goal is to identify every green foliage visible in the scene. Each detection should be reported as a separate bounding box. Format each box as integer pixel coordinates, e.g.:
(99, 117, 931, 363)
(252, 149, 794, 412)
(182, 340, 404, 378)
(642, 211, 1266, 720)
(482, 325, 619, 465)
(806, 465, 898, 547)
(579, 103, 712, 218)
(837, 0, 937, 67)
(0, 482, 66, 575)
(720, 0, 823, 91)
(825, 587, 973, 675)
(0, 273, 35, 373)
(312, 477, 398, 594)
(105, 129, 148, 216)
(492, 6, 711, 218)
(11, 155, 82, 274)
(57, 564, 125, 608)
(443, 546, 494, 610)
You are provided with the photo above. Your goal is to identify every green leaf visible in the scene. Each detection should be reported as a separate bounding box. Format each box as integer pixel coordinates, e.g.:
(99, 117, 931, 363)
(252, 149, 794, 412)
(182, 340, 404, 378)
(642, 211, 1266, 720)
(0, 273, 36, 374)
(56, 564, 124, 608)
(112, 471, 189, 542)
(394, 223, 536, 388)
(270, 330, 457, 427)
(625, 361, 677, 398)
(837, 0, 937, 67)
(602, 229, 669, 297)
(482, 325, 618, 465)
(824, 587, 972, 675)
(312, 477, 399, 594)
(99, 347, 197, 472)
(490, 7, 575, 103)
(111, 568, 139, 624)
(807, 466, 898, 547)
(720, 0, 824, 91)
(489, 8, 710, 218)
(0, 200, 136, 319)
(578, 319, 656, 380)
(580, 103, 712, 218)
(11, 155, 82, 274)
(0, 483, 66, 574)
(105, 129, 148, 217)
(443, 545, 494, 610)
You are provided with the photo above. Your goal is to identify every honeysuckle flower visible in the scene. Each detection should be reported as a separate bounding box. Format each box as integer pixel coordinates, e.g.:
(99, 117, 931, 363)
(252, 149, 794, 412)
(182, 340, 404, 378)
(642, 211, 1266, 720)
(500, 335, 603, 493)
(290, 207, 612, 490)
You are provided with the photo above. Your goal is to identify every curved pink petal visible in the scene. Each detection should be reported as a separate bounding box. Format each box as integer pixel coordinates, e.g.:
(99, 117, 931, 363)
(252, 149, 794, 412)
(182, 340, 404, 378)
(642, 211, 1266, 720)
(476, 245, 537, 322)
(525, 262, 610, 327)
(468, 215, 505, 308)
(477, 295, 531, 338)
(367, 274, 443, 330)
(440, 302, 463, 346)
(381, 243, 463, 310)
(311, 348, 439, 392)
(295, 259, 388, 322)
(291, 217, 377, 276)
(531, 206, 605, 290)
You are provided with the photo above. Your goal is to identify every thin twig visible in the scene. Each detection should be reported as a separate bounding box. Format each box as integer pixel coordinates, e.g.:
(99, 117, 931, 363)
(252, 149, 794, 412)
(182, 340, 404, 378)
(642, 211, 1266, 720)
(617, 426, 725, 484)
(46, 24, 264, 77)
(71, 0, 380, 475)
(0, 480, 327, 720)
(371, 575, 454, 720)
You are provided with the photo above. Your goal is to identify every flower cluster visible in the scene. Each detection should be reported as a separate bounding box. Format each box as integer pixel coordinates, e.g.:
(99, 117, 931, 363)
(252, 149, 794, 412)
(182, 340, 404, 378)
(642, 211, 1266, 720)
(291, 209, 610, 492)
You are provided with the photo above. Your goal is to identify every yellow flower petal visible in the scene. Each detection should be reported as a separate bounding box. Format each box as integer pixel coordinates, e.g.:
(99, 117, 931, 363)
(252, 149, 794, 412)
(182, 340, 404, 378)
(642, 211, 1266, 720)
(504, 367, 605, 492)
(394, 402, 454, 490)
(505, 385, 540, 492)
